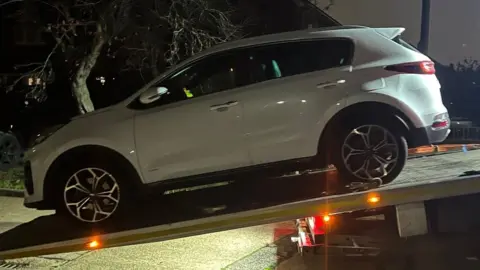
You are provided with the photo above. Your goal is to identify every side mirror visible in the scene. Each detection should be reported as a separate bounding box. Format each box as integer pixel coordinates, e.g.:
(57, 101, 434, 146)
(139, 87, 168, 105)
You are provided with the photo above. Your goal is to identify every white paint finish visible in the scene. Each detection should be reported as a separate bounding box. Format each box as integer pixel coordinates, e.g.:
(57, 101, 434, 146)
(134, 90, 250, 183)
(396, 202, 428, 237)
(24, 104, 139, 203)
(243, 67, 351, 164)
(24, 26, 450, 205)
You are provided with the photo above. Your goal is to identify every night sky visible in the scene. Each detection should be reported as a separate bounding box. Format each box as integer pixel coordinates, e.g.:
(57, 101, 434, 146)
(316, 0, 478, 65)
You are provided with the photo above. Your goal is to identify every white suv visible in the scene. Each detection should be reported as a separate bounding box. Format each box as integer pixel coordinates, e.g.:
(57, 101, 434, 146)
(23, 26, 450, 224)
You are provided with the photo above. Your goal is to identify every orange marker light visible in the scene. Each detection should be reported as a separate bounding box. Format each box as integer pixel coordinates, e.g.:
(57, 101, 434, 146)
(323, 215, 331, 222)
(367, 195, 380, 204)
(88, 240, 100, 249)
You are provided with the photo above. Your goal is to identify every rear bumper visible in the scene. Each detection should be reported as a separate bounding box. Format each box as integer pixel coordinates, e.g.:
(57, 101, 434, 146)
(410, 125, 451, 147)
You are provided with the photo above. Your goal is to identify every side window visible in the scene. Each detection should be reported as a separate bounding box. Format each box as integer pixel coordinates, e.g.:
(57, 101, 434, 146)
(182, 55, 240, 97)
(137, 53, 249, 108)
(245, 39, 354, 83)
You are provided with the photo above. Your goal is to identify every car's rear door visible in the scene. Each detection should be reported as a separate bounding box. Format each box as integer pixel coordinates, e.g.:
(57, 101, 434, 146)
(240, 39, 356, 165)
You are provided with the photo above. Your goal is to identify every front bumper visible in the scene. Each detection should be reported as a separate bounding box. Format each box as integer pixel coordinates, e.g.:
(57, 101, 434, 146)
(22, 148, 52, 210)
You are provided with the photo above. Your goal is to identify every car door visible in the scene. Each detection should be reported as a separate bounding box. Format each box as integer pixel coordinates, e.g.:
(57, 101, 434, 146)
(241, 39, 355, 165)
(133, 52, 251, 183)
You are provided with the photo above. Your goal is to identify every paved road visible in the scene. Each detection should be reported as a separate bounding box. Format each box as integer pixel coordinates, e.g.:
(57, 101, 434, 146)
(2, 150, 480, 269)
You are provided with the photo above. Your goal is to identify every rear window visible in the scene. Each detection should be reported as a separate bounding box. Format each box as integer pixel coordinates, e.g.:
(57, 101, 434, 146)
(392, 35, 420, 52)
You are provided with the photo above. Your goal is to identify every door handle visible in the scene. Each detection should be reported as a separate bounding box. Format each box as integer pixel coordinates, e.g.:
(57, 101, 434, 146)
(210, 101, 239, 111)
(316, 79, 346, 89)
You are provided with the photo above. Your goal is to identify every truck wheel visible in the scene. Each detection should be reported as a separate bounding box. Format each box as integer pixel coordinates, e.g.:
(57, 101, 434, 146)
(54, 158, 132, 224)
(332, 119, 408, 185)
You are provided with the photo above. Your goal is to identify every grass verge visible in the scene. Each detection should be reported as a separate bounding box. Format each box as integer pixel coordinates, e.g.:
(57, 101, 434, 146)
(0, 167, 24, 190)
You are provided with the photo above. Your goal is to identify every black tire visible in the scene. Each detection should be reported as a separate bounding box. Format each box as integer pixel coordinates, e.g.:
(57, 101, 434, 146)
(53, 157, 133, 225)
(330, 117, 408, 186)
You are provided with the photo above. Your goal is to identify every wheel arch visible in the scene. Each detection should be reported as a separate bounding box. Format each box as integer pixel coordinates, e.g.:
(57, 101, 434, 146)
(317, 101, 415, 158)
(42, 144, 142, 207)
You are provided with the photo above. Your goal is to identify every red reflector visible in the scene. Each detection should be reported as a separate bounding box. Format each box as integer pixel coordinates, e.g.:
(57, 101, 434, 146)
(432, 120, 448, 129)
(308, 215, 331, 235)
(385, 61, 435, 74)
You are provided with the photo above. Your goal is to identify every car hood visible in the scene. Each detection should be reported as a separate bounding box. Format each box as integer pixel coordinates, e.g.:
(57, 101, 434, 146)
(70, 104, 118, 121)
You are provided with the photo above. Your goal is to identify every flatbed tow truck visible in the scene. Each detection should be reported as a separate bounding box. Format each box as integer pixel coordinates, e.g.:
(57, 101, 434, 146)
(2, 145, 480, 268)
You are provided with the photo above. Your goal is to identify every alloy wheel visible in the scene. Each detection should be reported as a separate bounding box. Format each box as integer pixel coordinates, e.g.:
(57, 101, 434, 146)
(63, 167, 120, 223)
(341, 125, 399, 180)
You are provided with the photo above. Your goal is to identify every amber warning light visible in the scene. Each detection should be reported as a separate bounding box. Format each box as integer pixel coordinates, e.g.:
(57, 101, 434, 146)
(88, 240, 100, 249)
(367, 194, 380, 204)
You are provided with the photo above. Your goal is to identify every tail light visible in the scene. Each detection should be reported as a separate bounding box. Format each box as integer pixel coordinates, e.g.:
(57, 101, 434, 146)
(385, 61, 435, 74)
(432, 113, 450, 129)
(307, 215, 331, 235)
(432, 121, 448, 129)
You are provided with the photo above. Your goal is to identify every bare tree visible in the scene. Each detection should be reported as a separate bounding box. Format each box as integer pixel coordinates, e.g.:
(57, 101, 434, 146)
(48, 0, 133, 113)
(161, 0, 242, 66)
(305, 0, 334, 11)
(122, 0, 242, 80)
(6, 0, 242, 114)
(118, 0, 169, 80)
(7, 0, 133, 114)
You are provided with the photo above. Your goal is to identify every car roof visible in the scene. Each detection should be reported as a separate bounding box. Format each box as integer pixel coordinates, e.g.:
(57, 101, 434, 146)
(191, 25, 370, 59)
(120, 25, 397, 106)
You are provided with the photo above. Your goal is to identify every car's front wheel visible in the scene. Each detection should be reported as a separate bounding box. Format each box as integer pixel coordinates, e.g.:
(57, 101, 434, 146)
(55, 160, 130, 224)
(332, 119, 408, 186)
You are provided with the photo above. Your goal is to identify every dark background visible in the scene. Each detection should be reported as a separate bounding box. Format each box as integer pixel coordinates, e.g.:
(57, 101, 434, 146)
(0, 0, 475, 146)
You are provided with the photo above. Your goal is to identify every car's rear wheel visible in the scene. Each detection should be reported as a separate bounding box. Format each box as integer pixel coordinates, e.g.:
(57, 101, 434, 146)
(55, 159, 131, 224)
(331, 119, 408, 186)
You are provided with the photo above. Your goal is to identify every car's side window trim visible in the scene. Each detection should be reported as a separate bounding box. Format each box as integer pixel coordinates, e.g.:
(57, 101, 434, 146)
(128, 37, 355, 111)
(128, 51, 244, 111)
(238, 38, 355, 86)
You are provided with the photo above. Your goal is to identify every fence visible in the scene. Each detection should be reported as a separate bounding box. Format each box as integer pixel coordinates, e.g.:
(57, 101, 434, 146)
(445, 127, 480, 144)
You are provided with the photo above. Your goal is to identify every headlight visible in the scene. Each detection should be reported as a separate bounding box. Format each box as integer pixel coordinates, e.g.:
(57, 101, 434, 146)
(30, 124, 65, 147)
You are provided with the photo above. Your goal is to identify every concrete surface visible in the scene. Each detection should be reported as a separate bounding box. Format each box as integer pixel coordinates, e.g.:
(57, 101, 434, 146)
(2, 150, 480, 269)
(0, 197, 52, 233)
(1, 196, 295, 269)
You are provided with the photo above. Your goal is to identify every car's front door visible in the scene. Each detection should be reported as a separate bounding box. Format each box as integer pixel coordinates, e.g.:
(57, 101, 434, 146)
(132, 53, 251, 183)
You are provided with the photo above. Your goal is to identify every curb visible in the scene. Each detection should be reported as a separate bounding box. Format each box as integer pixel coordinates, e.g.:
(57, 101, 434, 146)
(0, 188, 24, 198)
